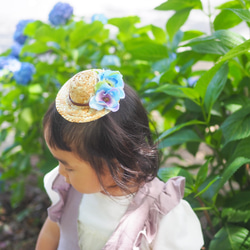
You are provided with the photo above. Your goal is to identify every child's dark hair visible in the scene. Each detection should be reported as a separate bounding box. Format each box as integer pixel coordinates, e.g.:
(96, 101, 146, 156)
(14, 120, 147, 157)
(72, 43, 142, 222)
(43, 84, 159, 194)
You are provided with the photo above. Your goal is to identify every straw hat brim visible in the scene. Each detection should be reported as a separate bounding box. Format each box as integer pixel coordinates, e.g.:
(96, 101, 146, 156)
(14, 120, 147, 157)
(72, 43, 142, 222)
(56, 78, 110, 123)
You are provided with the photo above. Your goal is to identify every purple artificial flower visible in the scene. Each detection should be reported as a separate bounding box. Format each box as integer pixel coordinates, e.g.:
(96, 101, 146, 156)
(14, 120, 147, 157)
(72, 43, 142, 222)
(13, 62, 35, 85)
(89, 83, 121, 112)
(91, 14, 108, 25)
(49, 2, 73, 26)
(13, 19, 33, 45)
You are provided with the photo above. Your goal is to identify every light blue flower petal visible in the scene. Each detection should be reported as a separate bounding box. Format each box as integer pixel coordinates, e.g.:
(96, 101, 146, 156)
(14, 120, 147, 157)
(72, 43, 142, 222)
(98, 70, 124, 88)
(89, 96, 105, 111)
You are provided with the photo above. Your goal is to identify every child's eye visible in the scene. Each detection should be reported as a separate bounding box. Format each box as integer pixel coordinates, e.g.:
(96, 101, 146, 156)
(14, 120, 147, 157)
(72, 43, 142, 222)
(65, 168, 73, 172)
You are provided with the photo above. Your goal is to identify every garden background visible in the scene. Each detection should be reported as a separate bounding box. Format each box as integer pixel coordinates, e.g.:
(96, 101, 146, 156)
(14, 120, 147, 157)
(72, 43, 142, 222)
(0, 0, 250, 249)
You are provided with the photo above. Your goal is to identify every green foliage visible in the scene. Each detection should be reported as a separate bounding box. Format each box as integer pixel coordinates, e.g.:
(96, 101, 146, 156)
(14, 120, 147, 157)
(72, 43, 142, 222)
(1, 0, 250, 248)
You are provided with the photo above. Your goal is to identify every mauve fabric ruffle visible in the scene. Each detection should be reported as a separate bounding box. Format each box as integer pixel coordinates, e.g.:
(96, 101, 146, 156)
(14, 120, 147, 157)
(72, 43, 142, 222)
(104, 177, 185, 249)
(47, 174, 71, 222)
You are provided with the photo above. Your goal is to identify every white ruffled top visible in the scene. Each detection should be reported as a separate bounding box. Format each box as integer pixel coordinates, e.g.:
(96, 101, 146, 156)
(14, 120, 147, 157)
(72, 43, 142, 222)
(44, 166, 204, 250)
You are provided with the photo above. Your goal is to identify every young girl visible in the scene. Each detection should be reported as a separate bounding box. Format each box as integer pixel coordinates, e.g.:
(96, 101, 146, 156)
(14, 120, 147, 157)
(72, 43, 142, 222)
(36, 69, 204, 250)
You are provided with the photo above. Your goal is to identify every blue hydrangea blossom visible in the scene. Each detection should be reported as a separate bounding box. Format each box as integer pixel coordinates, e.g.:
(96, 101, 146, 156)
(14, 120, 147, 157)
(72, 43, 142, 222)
(10, 42, 22, 58)
(49, 2, 73, 26)
(91, 14, 108, 25)
(100, 55, 121, 68)
(13, 62, 35, 85)
(13, 19, 33, 45)
(0, 56, 21, 72)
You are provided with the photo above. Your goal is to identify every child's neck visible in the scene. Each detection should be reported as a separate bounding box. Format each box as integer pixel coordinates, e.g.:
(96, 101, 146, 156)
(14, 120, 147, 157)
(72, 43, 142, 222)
(101, 185, 139, 197)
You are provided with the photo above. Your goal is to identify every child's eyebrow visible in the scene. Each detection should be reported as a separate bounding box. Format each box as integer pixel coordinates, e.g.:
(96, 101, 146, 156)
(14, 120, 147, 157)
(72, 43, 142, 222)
(54, 156, 70, 166)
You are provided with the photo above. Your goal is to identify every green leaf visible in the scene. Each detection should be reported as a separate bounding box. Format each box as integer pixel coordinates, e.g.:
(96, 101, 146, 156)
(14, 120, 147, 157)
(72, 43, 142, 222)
(216, 1, 241, 9)
(16, 107, 33, 133)
(21, 41, 50, 54)
(181, 30, 204, 41)
(195, 176, 220, 197)
(151, 25, 166, 44)
(213, 9, 242, 30)
(214, 137, 250, 196)
(209, 225, 250, 250)
(70, 21, 104, 48)
(214, 30, 246, 48)
(155, 0, 202, 11)
(181, 87, 200, 100)
(108, 16, 140, 33)
(167, 8, 191, 41)
(218, 39, 250, 63)
(221, 104, 250, 143)
(1, 88, 21, 107)
(158, 129, 202, 149)
(194, 61, 224, 100)
(23, 20, 44, 36)
(28, 84, 43, 94)
(222, 208, 250, 223)
(10, 180, 25, 207)
(183, 35, 215, 47)
(224, 191, 250, 209)
(191, 40, 229, 55)
(158, 120, 205, 141)
(35, 25, 66, 44)
(158, 166, 193, 187)
(124, 38, 168, 61)
(154, 84, 200, 101)
(204, 63, 228, 113)
(227, 9, 250, 23)
(195, 158, 211, 188)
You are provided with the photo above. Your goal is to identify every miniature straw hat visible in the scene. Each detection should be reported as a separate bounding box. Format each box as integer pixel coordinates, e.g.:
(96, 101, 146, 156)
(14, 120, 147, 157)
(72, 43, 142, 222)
(56, 69, 124, 123)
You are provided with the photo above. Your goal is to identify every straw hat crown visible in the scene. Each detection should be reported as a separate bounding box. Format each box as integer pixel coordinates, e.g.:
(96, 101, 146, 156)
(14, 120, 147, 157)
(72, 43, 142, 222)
(69, 70, 97, 105)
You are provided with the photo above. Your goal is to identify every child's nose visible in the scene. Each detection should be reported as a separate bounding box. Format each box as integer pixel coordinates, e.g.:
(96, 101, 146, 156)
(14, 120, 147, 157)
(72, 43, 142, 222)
(59, 164, 67, 177)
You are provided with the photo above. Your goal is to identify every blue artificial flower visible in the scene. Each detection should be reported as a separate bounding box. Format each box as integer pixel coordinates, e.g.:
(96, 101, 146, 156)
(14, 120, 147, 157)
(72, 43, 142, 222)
(13, 62, 35, 85)
(89, 83, 121, 112)
(91, 14, 108, 25)
(49, 2, 73, 26)
(10, 42, 22, 58)
(0, 56, 21, 72)
(13, 19, 33, 45)
(98, 70, 125, 98)
(100, 55, 121, 68)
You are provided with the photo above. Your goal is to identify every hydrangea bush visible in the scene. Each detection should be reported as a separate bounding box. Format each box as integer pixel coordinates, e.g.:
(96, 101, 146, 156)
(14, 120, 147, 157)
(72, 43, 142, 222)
(1, 1, 250, 248)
